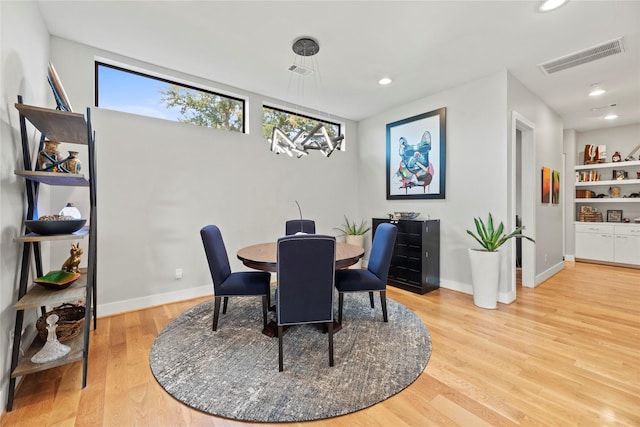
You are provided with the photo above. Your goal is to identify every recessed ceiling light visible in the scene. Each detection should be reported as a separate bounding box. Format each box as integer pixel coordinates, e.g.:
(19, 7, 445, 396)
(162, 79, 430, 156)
(604, 114, 619, 120)
(378, 78, 392, 86)
(538, 0, 569, 12)
(589, 88, 606, 97)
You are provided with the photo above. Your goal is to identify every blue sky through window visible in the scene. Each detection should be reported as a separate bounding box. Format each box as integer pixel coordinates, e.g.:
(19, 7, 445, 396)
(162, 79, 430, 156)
(97, 64, 182, 121)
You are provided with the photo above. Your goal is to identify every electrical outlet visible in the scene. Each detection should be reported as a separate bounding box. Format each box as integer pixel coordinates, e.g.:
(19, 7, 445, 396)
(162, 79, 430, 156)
(175, 268, 183, 279)
(544, 253, 548, 262)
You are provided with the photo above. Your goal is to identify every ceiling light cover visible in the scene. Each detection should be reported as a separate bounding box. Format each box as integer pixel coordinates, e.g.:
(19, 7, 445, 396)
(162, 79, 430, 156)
(378, 78, 392, 85)
(604, 114, 619, 120)
(539, 0, 569, 12)
(588, 88, 605, 97)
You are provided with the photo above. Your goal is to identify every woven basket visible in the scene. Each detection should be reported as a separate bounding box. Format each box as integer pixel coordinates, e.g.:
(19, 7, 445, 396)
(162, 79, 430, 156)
(36, 303, 85, 342)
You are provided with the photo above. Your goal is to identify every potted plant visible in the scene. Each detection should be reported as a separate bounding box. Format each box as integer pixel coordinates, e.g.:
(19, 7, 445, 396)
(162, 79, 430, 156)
(335, 216, 371, 269)
(466, 213, 535, 309)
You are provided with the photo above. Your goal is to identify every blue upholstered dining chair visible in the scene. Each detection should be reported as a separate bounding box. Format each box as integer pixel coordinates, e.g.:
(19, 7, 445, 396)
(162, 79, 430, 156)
(200, 225, 271, 331)
(335, 222, 397, 324)
(276, 234, 336, 372)
(285, 219, 316, 235)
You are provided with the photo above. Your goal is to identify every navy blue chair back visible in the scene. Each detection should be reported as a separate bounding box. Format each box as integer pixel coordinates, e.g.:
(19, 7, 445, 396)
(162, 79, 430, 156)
(200, 225, 232, 290)
(285, 219, 316, 235)
(368, 223, 398, 283)
(277, 234, 335, 325)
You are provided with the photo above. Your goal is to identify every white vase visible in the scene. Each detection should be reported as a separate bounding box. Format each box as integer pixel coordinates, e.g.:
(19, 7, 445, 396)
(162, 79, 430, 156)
(468, 248, 501, 309)
(346, 234, 365, 269)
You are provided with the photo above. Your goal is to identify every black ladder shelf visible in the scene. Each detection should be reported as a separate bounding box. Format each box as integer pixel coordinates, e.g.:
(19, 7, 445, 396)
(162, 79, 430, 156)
(6, 96, 98, 411)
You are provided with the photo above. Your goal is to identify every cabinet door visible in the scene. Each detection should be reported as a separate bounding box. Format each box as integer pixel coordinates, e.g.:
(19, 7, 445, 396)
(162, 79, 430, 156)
(614, 235, 640, 265)
(575, 232, 614, 262)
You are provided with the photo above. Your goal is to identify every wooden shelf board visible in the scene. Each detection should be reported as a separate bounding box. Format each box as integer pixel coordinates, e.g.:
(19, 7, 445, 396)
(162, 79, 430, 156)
(14, 226, 89, 243)
(15, 103, 87, 145)
(16, 275, 87, 310)
(15, 170, 89, 186)
(12, 333, 84, 378)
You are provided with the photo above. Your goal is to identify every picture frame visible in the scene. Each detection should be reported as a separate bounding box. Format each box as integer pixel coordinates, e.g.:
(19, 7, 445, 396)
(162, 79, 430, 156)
(606, 209, 623, 223)
(386, 108, 446, 200)
(541, 167, 550, 203)
(580, 205, 593, 214)
(552, 170, 560, 204)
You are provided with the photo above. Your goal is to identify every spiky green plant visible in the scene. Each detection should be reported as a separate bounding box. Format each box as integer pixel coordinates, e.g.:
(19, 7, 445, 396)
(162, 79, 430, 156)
(335, 216, 371, 236)
(467, 213, 535, 252)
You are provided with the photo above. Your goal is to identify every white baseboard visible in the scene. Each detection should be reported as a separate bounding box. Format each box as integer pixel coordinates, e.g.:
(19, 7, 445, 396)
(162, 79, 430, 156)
(535, 261, 565, 286)
(440, 280, 472, 295)
(97, 285, 212, 317)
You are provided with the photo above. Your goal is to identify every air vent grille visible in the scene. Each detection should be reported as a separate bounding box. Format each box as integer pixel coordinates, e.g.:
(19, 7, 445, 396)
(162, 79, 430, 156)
(539, 38, 624, 75)
(288, 64, 312, 77)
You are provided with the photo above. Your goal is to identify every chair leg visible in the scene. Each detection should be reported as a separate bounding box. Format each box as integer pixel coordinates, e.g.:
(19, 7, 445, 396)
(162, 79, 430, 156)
(278, 325, 284, 372)
(261, 295, 268, 329)
(338, 292, 344, 324)
(328, 321, 334, 367)
(369, 291, 375, 308)
(222, 296, 229, 314)
(213, 296, 222, 331)
(380, 290, 388, 322)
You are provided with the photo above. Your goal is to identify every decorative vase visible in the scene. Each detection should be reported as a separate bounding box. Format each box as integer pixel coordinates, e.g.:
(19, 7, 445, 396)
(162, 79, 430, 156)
(468, 248, 501, 309)
(39, 140, 62, 172)
(346, 234, 365, 269)
(31, 314, 71, 364)
(66, 150, 81, 174)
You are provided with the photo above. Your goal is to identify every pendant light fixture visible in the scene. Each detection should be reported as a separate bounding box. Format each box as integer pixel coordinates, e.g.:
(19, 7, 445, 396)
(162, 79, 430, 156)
(269, 36, 344, 158)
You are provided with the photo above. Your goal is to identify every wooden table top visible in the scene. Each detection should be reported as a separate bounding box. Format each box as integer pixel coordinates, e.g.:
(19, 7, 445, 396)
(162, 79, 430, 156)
(237, 241, 364, 273)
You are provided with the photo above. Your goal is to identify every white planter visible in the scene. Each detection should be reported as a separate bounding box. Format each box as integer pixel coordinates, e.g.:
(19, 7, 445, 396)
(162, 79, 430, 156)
(468, 248, 501, 309)
(346, 234, 365, 269)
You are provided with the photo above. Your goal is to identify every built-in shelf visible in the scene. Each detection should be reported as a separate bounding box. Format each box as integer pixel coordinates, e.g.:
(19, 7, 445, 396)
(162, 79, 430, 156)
(575, 198, 639, 203)
(576, 179, 640, 186)
(575, 160, 640, 171)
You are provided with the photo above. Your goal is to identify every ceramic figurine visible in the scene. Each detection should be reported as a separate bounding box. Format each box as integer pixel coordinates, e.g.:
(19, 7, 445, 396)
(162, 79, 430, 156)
(61, 243, 83, 273)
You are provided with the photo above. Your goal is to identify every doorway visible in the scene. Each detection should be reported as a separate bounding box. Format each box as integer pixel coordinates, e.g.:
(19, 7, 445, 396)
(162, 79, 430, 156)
(511, 112, 536, 290)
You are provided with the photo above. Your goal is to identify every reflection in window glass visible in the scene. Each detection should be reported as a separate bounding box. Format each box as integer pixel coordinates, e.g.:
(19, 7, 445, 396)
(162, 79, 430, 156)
(262, 105, 341, 143)
(95, 62, 244, 132)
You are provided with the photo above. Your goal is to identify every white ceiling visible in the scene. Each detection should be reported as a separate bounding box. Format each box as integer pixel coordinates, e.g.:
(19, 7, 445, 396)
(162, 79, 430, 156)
(37, 0, 640, 132)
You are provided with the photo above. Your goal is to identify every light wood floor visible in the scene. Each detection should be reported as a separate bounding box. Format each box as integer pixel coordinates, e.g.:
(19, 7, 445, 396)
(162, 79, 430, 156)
(1, 261, 638, 426)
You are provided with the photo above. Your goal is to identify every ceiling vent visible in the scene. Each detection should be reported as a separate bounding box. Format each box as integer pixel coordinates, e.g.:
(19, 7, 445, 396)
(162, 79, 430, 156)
(288, 64, 313, 77)
(538, 38, 624, 75)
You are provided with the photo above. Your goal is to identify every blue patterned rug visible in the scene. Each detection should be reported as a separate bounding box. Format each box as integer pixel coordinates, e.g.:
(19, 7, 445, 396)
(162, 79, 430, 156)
(150, 293, 431, 422)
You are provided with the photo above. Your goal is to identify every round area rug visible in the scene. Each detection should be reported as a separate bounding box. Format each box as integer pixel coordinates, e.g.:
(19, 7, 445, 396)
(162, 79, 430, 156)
(150, 293, 431, 423)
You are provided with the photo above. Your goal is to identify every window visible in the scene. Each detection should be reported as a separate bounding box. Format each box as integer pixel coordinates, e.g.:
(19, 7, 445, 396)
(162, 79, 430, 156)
(95, 62, 245, 133)
(262, 105, 341, 144)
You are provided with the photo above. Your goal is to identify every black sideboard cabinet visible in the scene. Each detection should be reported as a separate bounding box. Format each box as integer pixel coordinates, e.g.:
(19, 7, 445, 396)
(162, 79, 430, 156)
(372, 218, 440, 294)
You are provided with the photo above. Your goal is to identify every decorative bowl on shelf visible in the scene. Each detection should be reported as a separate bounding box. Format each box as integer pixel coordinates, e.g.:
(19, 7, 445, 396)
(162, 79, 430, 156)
(393, 212, 420, 220)
(34, 270, 81, 290)
(25, 219, 86, 235)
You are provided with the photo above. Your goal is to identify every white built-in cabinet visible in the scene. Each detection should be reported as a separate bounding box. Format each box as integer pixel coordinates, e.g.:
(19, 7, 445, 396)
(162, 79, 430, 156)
(575, 223, 640, 266)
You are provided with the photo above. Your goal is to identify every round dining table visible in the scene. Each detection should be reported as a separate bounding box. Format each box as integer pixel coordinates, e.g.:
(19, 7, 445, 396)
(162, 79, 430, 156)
(237, 241, 364, 273)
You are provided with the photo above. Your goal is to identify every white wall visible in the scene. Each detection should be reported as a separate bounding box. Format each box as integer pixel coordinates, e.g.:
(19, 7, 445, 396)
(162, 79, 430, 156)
(507, 72, 565, 284)
(49, 37, 361, 314)
(358, 71, 512, 298)
(1, 0, 51, 413)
